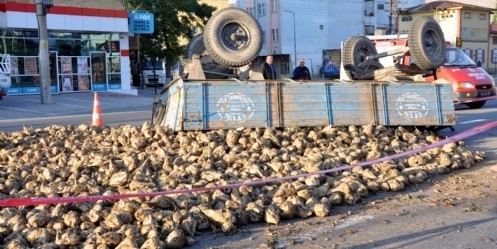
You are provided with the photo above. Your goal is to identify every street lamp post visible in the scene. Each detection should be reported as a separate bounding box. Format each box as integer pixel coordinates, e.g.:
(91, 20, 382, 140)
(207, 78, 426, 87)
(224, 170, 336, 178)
(36, 0, 53, 104)
(283, 10, 297, 68)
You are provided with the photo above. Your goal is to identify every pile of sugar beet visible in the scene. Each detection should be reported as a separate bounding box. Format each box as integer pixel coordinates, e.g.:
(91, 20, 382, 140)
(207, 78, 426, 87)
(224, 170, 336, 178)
(0, 122, 485, 248)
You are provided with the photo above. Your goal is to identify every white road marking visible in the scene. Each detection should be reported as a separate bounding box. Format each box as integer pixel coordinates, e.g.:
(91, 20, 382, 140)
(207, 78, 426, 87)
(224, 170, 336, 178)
(0, 106, 47, 114)
(459, 119, 487, 125)
(335, 215, 375, 229)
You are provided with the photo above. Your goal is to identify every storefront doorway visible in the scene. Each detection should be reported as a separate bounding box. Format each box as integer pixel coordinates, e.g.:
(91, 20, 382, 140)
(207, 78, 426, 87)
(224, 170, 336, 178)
(91, 51, 107, 91)
(49, 51, 59, 92)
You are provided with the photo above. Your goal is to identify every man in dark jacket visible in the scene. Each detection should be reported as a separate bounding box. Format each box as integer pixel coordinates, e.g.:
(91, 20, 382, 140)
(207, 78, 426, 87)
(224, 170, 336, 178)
(292, 59, 311, 80)
(261, 55, 277, 80)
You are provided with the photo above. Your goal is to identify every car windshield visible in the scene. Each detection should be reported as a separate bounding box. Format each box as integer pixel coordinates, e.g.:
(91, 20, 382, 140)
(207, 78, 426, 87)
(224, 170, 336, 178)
(443, 48, 476, 66)
(144, 60, 163, 70)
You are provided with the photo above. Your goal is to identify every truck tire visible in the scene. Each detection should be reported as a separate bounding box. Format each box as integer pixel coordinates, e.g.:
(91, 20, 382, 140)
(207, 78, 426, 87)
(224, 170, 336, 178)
(152, 103, 166, 126)
(204, 7, 262, 67)
(408, 17, 445, 70)
(466, 101, 486, 109)
(342, 36, 379, 80)
(186, 33, 206, 59)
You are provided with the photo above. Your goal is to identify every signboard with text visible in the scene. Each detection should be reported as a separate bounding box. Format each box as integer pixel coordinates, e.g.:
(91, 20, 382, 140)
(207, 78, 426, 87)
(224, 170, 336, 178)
(129, 12, 154, 34)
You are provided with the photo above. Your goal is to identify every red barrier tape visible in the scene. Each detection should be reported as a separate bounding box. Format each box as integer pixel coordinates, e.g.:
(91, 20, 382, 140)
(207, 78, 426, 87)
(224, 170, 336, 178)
(1, 121, 497, 207)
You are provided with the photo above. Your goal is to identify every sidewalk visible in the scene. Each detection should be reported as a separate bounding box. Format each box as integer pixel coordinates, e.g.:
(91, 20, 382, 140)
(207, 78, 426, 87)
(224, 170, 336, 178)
(0, 87, 159, 120)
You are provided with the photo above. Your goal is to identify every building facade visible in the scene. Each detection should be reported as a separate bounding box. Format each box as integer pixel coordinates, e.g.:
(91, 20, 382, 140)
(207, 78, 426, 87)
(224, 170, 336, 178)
(0, 0, 133, 95)
(397, 1, 495, 70)
(229, 0, 366, 79)
(228, 0, 497, 78)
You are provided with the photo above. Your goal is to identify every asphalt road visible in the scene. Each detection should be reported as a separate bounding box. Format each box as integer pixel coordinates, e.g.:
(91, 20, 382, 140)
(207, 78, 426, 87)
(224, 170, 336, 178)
(0, 88, 157, 132)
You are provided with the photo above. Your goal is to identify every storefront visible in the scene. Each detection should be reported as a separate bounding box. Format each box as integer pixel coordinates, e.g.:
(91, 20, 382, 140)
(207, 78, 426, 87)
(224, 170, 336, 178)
(0, 1, 132, 95)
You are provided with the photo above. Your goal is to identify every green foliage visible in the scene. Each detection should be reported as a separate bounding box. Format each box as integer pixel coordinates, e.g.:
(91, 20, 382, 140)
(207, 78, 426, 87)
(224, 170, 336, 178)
(494, 3, 497, 24)
(126, 0, 216, 75)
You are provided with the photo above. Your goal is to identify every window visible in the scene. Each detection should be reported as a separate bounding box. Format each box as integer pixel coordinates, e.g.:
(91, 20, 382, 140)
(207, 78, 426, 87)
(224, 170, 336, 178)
(271, 28, 279, 42)
(492, 49, 497, 63)
(493, 37, 497, 45)
(271, 0, 278, 13)
(258, 3, 266, 16)
(463, 48, 473, 59)
(476, 48, 484, 63)
(401, 16, 413, 22)
(246, 7, 254, 15)
(365, 25, 375, 35)
(377, 4, 384, 10)
(464, 12, 471, 19)
(480, 13, 486, 20)
(364, 0, 374, 16)
(261, 31, 265, 44)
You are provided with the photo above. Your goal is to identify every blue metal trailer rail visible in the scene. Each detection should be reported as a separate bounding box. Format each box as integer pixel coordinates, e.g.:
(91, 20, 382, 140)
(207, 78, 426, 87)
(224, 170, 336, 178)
(152, 78, 456, 131)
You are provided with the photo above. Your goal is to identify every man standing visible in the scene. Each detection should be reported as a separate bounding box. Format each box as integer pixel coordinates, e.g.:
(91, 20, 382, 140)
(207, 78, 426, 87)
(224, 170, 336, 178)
(292, 59, 311, 80)
(261, 55, 277, 80)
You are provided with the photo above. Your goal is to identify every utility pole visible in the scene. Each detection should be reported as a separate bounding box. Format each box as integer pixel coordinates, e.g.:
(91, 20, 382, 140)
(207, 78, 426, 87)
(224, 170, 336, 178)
(35, 0, 53, 104)
(388, 0, 398, 34)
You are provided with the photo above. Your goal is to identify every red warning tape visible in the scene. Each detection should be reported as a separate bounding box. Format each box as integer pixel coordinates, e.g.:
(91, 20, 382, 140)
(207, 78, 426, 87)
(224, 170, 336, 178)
(1, 121, 496, 207)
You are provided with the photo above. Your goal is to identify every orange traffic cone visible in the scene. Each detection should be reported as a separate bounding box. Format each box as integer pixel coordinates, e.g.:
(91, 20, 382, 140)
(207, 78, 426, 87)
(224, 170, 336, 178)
(92, 92, 104, 126)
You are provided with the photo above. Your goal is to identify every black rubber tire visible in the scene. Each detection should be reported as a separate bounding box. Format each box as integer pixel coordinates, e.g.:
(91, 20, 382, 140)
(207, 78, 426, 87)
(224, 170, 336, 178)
(408, 17, 446, 70)
(466, 101, 486, 109)
(342, 36, 378, 79)
(186, 33, 206, 59)
(152, 103, 166, 126)
(204, 7, 262, 67)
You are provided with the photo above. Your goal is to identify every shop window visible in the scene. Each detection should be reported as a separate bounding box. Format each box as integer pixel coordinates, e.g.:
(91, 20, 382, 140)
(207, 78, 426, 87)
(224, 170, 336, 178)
(59, 56, 91, 92)
(56, 39, 75, 56)
(9, 56, 40, 92)
(1, 38, 39, 56)
(108, 56, 121, 88)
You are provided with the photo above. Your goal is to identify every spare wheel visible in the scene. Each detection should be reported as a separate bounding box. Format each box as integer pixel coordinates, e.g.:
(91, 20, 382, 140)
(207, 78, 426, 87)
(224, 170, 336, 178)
(408, 17, 446, 70)
(342, 36, 378, 80)
(204, 7, 263, 67)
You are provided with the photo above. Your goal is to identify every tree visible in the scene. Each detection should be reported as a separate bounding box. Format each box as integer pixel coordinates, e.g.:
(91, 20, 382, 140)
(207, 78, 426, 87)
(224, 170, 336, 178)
(494, 2, 497, 24)
(125, 0, 216, 79)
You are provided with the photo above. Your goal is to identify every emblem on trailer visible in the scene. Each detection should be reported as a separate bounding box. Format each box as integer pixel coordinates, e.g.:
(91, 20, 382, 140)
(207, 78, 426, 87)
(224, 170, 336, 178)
(396, 92, 429, 120)
(217, 93, 255, 122)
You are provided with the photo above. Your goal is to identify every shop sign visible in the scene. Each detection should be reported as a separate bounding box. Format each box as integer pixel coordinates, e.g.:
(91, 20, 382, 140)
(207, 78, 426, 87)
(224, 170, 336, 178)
(129, 12, 154, 34)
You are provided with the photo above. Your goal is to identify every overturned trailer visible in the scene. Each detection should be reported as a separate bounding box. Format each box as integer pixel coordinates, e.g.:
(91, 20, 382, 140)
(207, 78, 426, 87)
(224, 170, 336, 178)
(152, 8, 456, 131)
